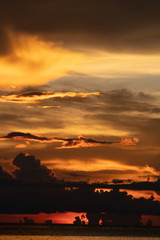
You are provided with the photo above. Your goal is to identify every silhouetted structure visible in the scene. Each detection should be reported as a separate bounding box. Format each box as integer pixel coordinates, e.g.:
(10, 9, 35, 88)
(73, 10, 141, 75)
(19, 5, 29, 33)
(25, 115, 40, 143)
(146, 219, 152, 227)
(73, 215, 86, 225)
(23, 217, 34, 224)
(44, 220, 53, 225)
(1, 153, 160, 227)
(87, 212, 101, 226)
(86, 212, 142, 226)
(73, 216, 82, 225)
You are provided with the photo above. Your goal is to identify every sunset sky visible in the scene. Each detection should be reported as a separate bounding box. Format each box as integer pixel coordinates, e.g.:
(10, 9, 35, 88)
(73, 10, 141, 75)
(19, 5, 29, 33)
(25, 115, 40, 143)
(1, 0, 160, 226)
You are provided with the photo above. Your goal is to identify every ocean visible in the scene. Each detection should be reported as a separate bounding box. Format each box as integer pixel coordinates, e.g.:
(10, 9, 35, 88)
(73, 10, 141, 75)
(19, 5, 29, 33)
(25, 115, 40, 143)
(0, 237, 160, 240)
(1, 225, 160, 239)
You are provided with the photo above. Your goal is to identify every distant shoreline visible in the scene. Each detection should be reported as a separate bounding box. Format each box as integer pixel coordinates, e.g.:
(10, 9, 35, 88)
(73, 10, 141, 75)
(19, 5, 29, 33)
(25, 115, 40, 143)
(0, 224, 160, 237)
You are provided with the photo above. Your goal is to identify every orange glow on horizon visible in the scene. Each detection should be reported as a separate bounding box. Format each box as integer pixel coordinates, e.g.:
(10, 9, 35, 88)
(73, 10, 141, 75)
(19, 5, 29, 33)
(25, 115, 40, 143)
(0, 212, 86, 225)
(0, 212, 160, 226)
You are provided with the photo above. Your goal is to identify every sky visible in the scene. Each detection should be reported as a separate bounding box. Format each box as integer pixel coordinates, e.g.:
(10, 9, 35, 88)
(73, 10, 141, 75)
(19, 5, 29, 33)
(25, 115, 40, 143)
(1, 0, 160, 226)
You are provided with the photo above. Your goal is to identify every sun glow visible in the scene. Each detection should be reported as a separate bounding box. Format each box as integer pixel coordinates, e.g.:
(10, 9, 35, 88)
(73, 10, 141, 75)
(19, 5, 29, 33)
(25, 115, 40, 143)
(0, 31, 83, 87)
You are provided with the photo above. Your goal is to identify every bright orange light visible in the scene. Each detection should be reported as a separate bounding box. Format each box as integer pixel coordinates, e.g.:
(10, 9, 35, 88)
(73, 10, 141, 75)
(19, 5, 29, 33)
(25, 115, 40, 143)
(0, 31, 83, 87)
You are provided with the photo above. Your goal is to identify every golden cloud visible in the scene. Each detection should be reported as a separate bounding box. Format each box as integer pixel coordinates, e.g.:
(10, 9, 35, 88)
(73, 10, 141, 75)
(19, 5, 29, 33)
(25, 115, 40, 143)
(15, 144, 27, 149)
(0, 31, 83, 87)
(75, 51, 160, 78)
(0, 91, 100, 104)
(47, 158, 159, 177)
(0, 132, 139, 149)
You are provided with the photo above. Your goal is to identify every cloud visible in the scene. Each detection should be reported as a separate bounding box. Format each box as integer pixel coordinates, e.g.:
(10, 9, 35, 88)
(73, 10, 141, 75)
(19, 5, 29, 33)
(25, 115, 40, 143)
(57, 136, 118, 149)
(15, 144, 27, 149)
(0, 131, 139, 149)
(1, 169, 160, 218)
(1, 2, 160, 87)
(12, 153, 56, 182)
(49, 158, 159, 183)
(112, 179, 124, 184)
(0, 166, 13, 180)
(35, 106, 61, 109)
(0, 31, 82, 87)
(1, 132, 54, 143)
(120, 137, 139, 146)
(101, 179, 160, 193)
(0, 91, 100, 104)
(57, 136, 139, 149)
(1, 152, 160, 222)
(0, 0, 160, 54)
(89, 89, 159, 116)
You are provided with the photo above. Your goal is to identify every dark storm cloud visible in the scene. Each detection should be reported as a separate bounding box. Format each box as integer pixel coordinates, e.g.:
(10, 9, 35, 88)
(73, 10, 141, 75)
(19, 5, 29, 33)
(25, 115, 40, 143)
(0, 28, 11, 55)
(104, 89, 155, 102)
(0, 0, 160, 54)
(83, 89, 158, 115)
(112, 179, 124, 184)
(2, 132, 53, 142)
(0, 166, 13, 180)
(44, 88, 158, 116)
(12, 153, 56, 182)
(1, 152, 160, 220)
(1, 174, 160, 217)
(151, 155, 160, 171)
(99, 179, 160, 193)
(53, 169, 139, 183)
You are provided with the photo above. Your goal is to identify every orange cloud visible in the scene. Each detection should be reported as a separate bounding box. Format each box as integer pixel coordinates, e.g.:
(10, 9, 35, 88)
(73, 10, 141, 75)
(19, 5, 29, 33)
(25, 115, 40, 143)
(57, 136, 139, 149)
(120, 137, 139, 145)
(47, 158, 159, 179)
(56, 136, 115, 149)
(0, 132, 139, 149)
(0, 31, 83, 87)
(0, 91, 100, 104)
(37, 106, 61, 109)
(15, 144, 27, 149)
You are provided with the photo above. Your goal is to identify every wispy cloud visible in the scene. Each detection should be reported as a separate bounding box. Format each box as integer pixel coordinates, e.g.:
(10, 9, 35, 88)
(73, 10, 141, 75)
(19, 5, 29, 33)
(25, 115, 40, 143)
(0, 132, 139, 149)
(57, 136, 139, 149)
(0, 91, 100, 104)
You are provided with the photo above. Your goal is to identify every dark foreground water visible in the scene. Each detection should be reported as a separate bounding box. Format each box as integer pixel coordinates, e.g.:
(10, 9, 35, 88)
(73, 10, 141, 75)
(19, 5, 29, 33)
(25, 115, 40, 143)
(1, 225, 160, 239)
(0, 237, 160, 240)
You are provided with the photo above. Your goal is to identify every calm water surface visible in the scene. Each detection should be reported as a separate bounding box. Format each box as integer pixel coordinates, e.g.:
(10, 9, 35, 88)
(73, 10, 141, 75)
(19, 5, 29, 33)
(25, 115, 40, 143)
(0, 237, 160, 240)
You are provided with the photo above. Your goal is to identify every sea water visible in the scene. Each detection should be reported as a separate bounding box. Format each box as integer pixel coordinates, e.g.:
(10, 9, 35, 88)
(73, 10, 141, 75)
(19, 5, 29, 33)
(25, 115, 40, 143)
(0, 237, 160, 240)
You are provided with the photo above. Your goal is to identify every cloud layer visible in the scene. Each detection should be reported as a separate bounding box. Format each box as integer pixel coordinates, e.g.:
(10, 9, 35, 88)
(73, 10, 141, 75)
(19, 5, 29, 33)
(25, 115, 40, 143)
(0, 0, 160, 54)
(0, 131, 139, 149)
(0, 88, 159, 182)
(0, 91, 100, 104)
(0, 152, 160, 219)
(12, 153, 56, 182)
(0, 32, 83, 87)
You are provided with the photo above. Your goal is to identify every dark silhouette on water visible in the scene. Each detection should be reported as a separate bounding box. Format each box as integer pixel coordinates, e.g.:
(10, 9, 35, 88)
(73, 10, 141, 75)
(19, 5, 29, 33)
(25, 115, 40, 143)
(23, 217, 34, 225)
(86, 212, 142, 226)
(73, 216, 82, 225)
(1, 153, 160, 227)
(73, 215, 86, 225)
(146, 219, 152, 227)
(44, 220, 53, 225)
